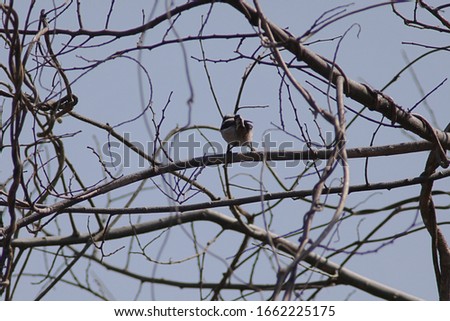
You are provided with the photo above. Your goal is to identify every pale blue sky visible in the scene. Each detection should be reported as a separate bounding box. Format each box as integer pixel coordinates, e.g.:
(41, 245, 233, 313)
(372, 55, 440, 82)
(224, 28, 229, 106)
(1, 0, 449, 300)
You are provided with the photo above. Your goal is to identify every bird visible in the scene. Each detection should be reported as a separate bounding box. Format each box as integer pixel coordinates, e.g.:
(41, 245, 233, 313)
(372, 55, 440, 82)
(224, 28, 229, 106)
(220, 114, 254, 153)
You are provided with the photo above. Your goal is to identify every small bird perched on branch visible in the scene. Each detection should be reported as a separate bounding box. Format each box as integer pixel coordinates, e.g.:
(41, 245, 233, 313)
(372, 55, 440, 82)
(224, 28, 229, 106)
(220, 114, 254, 153)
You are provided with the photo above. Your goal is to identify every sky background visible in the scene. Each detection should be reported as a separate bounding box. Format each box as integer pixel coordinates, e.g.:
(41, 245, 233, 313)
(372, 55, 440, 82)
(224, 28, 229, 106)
(1, 0, 450, 300)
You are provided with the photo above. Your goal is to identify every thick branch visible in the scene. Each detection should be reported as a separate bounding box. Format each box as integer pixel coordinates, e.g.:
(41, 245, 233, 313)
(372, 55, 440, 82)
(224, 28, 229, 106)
(10, 209, 422, 301)
(223, 0, 450, 147)
(0, 140, 441, 229)
(420, 144, 450, 300)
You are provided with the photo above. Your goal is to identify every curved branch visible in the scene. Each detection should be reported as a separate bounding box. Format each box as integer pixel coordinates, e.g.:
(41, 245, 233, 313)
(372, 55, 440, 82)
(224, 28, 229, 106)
(0, 1, 212, 38)
(11, 209, 422, 301)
